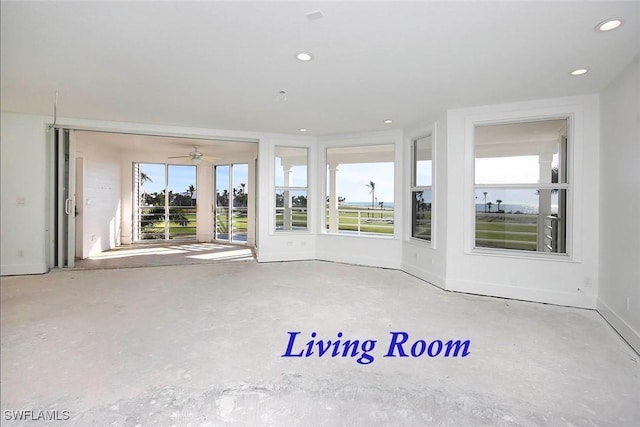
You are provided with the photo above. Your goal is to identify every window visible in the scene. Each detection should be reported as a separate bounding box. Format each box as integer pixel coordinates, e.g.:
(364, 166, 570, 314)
(326, 144, 395, 236)
(474, 118, 569, 253)
(275, 146, 308, 231)
(411, 135, 433, 242)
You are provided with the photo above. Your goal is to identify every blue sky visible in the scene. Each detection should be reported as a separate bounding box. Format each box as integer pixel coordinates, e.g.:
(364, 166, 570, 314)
(140, 154, 551, 206)
(330, 162, 395, 203)
(140, 163, 248, 197)
(140, 164, 197, 194)
(215, 164, 249, 195)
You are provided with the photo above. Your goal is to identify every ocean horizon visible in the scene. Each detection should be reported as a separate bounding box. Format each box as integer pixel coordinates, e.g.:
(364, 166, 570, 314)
(336, 202, 555, 214)
(475, 203, 558, 215)
(341, 201, 395, 208)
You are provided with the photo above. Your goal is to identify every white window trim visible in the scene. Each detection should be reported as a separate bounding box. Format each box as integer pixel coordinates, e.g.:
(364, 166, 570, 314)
(406, 124, 437, 247)
(322, 140, 398, 239)
(410, 134, 434, 246)
(273, 145, 310, 233)
(465, 112, 578, 261)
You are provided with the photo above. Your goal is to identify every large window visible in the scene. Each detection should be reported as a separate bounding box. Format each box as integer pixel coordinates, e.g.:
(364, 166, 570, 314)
(474, 118, 569, 253)
(275, 147, 308, 231)
(326, 144, 395, 236)
(411, 135, 433, 242)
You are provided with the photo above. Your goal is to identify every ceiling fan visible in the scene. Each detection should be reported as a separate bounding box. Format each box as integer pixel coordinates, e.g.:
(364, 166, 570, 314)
(168, 145, 217, 164)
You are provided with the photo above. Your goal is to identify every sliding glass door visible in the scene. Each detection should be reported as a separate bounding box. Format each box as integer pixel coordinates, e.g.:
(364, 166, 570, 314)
(167, 165, 197, 240)
(50, 128, 76, 268)
(214, 164, 248, 243)
(133, 163, 197, 241)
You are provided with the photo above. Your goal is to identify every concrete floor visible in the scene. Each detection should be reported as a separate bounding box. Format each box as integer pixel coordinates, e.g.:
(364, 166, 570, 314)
(1, 261, 639, 426)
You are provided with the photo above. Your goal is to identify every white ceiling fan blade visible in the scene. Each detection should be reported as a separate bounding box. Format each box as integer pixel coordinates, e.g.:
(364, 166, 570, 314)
(167, 146, 217, 163)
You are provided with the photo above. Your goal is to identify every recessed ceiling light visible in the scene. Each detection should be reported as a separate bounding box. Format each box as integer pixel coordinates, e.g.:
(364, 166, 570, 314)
(383, 119, 394, 124)
(299, 128, 308, 132)
(570, 68, 589, 76)
(295, 52, 313, 62)
(596, 18, 623, 32)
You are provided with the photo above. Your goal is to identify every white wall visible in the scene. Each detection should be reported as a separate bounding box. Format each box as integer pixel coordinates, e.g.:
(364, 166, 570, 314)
(598, 56, 640, 353)
(0, 112, 49, 275)
(444, 95, 601, 308)
(75, 132, 122, 257)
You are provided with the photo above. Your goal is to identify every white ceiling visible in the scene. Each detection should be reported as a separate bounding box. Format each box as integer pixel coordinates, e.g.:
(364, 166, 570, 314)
(2, 1, 638, 136)
(75, 130, 258, 158)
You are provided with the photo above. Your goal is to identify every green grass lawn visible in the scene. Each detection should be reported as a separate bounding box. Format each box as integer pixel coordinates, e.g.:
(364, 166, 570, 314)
(140, 207, 199, 239)
(324, 206, 395, 234)
(476, 214, 537, 250)
(216, 212, 249, 234)
(140, 206, 540, 250)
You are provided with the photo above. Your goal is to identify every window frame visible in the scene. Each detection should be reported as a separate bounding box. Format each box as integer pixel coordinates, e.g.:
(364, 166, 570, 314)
(274, 145, 309, 233)
(324, 142, 396, 238)
(410, 133, 434, 245)
(470, 115, 573, 258)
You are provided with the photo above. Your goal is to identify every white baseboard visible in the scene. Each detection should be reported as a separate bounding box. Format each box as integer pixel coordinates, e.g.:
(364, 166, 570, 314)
(316, 251, 401, 270)
(445, 277, 597, 309)
(597, 298, 640, 354)
(1, 263, 48, 276)
(257, 251, 316, 263)
(401, 262, 445, 289)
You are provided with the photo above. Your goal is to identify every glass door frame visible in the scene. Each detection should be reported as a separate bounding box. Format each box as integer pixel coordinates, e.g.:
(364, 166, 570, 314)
(133, 162, 198, 242)
(214, 163, 249, 244)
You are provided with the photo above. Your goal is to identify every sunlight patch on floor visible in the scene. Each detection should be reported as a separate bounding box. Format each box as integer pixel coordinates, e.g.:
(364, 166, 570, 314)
(186, 249, 254, 261)
(87, 247, 188, 260)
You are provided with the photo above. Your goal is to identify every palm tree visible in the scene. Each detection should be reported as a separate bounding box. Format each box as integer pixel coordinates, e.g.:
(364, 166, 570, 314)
(487, 201, 493, 213)
(186, 184, 196, 206)
(365, 181, 376, 217)
(140, 171, 152, 185)
(496, 199, 502, 212)
(483, 191, 488, 213)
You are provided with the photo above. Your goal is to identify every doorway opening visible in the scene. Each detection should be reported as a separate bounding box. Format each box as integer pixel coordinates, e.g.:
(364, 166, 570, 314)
(49, 129, 258, 270)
